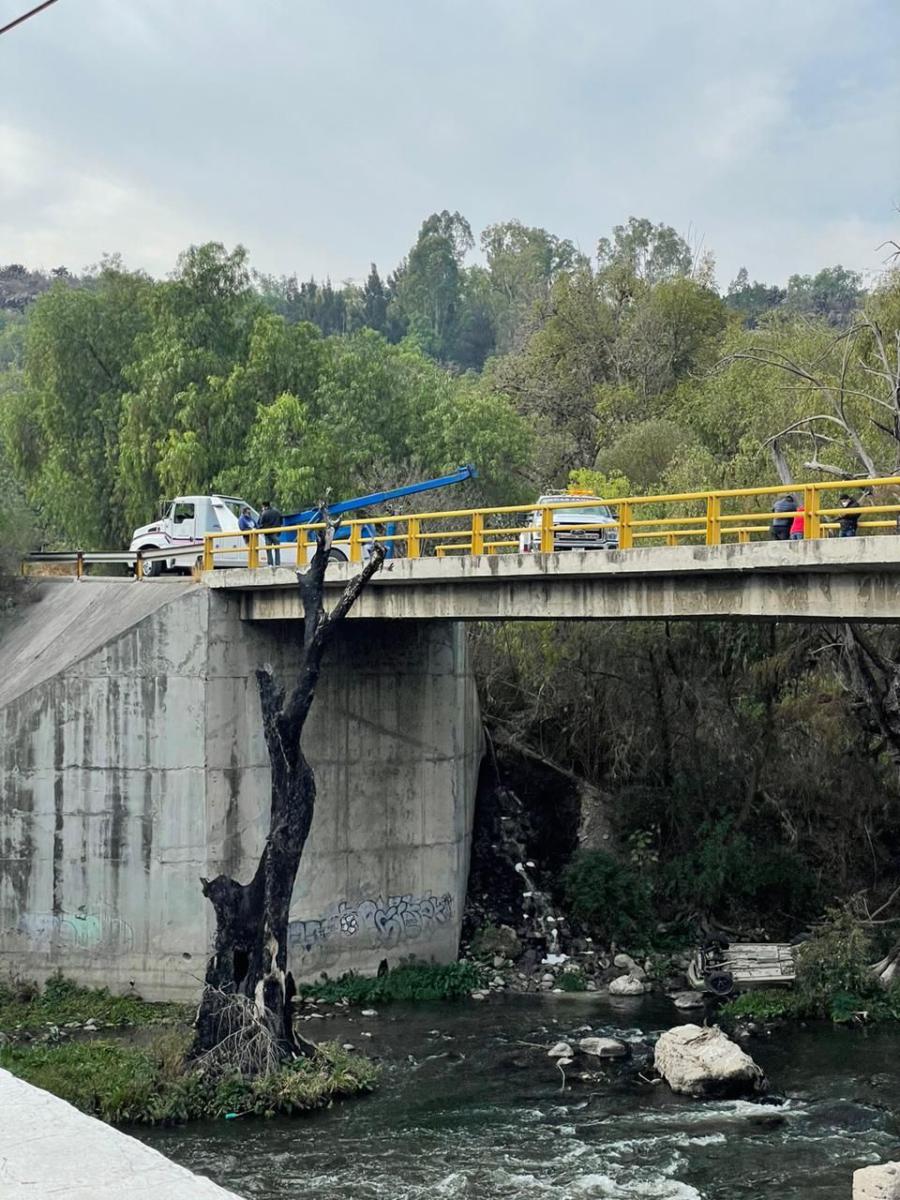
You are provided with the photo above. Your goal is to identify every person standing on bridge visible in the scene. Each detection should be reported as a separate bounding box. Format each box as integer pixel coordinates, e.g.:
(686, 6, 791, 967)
(238, 505, 256, 550)
(258, 499, 283, 567)
(837, 490, 872, 537)
(789, 505, 804, 541)
(770, 493, 797, 541)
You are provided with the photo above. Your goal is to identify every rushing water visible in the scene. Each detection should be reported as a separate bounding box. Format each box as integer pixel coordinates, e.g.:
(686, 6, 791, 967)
(138, 996, 900, 1199)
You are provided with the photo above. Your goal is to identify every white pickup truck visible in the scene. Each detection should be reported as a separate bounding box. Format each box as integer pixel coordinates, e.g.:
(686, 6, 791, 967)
(129, 494, 258, 575)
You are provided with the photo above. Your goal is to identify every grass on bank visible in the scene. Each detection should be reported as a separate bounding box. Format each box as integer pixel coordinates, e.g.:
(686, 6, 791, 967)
(297, 960, 484, 1004)
(0, 1033, 378, 1125)
(0, 974, 189, 1033)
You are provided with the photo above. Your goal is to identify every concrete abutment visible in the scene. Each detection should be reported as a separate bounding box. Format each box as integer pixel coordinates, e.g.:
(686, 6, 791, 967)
(0, 581, 482, 999)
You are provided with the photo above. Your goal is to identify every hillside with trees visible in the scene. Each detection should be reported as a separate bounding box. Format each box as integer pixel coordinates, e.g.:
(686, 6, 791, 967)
(2, 212, 897, 940)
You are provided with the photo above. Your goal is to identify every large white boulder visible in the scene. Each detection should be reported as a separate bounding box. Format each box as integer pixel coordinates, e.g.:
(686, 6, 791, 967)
(854, 1163, 900, 1199)
(608, 974, 650, 996)
(653, 1024, 767, 1098)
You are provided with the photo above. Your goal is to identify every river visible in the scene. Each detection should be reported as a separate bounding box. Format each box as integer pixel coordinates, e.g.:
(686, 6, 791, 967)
(138, 995, 900, 1199)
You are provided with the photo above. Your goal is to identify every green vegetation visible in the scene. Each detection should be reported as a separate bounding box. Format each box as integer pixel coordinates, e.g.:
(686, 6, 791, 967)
(562, 851, 654, 944)
(0, 975, 188, 1034)
(556, 968, 588, 993)
(0, 1035, 377, 1125)
(297, 961, 484, 1004)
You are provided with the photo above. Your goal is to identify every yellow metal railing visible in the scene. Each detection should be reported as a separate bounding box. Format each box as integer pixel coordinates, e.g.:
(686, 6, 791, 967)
(23, 479, 900, 579)
(198, 477, 900, 568)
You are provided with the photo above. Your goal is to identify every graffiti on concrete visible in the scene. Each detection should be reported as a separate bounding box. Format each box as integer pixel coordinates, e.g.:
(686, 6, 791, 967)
(288, 891, 453, 961)
(15, 908, 135, 953)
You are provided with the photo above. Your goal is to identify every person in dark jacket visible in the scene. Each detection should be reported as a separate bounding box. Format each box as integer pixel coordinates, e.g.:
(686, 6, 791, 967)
(258, 499, 283, 566)
(771, 493, 797, 541)
(837, 490, 871, 537)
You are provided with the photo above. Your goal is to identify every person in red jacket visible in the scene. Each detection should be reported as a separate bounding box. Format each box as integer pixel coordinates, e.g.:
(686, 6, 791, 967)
(789, 506, 805, 540)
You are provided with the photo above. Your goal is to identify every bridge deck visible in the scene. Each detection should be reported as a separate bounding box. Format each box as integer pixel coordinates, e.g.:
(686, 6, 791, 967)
(206, 538, 900, 622)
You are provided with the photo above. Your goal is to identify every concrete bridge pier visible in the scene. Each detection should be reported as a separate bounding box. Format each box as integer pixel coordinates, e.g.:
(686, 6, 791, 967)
(0, 582, 482, 1000)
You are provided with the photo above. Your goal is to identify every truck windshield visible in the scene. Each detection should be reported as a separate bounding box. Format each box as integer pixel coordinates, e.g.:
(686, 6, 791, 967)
(555, 505, 614, 519)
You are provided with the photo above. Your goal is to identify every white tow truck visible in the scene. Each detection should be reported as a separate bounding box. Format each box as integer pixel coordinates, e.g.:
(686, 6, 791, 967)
(129, 495, 257, 575)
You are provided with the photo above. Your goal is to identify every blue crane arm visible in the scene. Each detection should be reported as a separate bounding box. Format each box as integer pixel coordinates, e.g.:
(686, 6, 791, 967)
(282, 464, 478, 527)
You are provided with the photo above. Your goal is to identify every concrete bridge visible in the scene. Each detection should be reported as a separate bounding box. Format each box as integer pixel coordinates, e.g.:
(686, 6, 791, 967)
(214, 537, 900, 624)
(4, 532, 900, 1002)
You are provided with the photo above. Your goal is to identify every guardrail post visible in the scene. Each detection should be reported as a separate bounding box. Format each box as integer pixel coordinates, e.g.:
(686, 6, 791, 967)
(202, 536, 214, 573)
(618, 503, 632, 550)
(406, 518, 420, 559)
(706, 495, 722, 545)
(75, 551, 84, 580)
(349, 523, 363, 564)
(804, 487, 821, 540)
(471, 512, 485, 556)
(247, 530, 260, 569)
(296, 532, 309, 567)
(135, 551, 144, 581)
(540, 507, 554, 554)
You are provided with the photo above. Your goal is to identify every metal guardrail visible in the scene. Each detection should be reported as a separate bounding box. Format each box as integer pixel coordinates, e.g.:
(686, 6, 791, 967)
(24, 543, 205, 580)
(200, 476, 900, 567)
(23, 477, 900, 577)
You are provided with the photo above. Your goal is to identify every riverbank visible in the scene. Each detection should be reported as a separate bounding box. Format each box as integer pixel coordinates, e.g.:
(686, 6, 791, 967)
(0, 977, 377, 1125)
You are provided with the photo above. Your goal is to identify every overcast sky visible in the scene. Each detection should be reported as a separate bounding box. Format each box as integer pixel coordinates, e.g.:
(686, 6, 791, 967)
(2, 0, 898, 289)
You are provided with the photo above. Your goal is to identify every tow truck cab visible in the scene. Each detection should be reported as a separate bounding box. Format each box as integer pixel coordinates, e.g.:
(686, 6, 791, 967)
(129, 495, 256, 575)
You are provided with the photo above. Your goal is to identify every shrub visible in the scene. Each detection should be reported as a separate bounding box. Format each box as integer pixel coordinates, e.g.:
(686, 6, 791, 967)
(720, 989, 804, 1022)
(657, 818, 818, 924)
(792, 909, 900, 1021)
(562, 851, 653, 944)
(557, 968, 587, 992)
(297, 960, 484, 1005)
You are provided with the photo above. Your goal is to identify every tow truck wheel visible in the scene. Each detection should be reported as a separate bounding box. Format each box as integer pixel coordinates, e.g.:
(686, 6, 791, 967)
(705, 970, 735, 997)
(144, 558, 164, 578)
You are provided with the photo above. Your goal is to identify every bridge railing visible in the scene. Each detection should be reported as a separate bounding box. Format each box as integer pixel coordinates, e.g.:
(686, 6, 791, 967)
(198, 476, 900, 567)
(24, 477, 900, 577)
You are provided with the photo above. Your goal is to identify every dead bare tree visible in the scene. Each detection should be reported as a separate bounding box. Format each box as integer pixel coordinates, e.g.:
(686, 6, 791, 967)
(722, 312, 900, 480)
(193, 514, 385, 1062)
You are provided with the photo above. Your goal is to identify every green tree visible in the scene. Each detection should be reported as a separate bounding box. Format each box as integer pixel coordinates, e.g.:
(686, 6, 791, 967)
(118, 243, 261, 529)
(1, 260, 153, 548)
(395, 211, 475, 362)
(726, 267, 786, 328)
(784, 265, 863, 327)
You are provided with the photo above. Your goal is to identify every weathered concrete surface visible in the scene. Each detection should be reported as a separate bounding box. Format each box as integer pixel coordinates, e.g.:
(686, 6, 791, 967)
(209, 538, 900, 623)
(0, 581, 481, 999)
(0, 1068, 245, 1199)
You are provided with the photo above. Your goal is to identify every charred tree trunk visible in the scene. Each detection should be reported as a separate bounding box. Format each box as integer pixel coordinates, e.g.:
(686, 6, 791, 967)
(193, 520, 385, 1062)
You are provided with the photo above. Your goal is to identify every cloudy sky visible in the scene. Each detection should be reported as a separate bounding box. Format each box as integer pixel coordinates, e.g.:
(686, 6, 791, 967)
(2, 0, 898, 289)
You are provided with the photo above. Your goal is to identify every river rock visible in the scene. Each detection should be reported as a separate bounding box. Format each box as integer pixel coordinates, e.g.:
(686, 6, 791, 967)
(654, 1024, 767, 1099)
(547, 1041, 573, 1058)
(578, 1036, 628, 1059)
(360, 1009, 378, 1017)
(613, 952, 647, 981)
(670, 991, 705, 1010)
(608, 974, 650, 996)
(854, 1162, 900, 1199)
